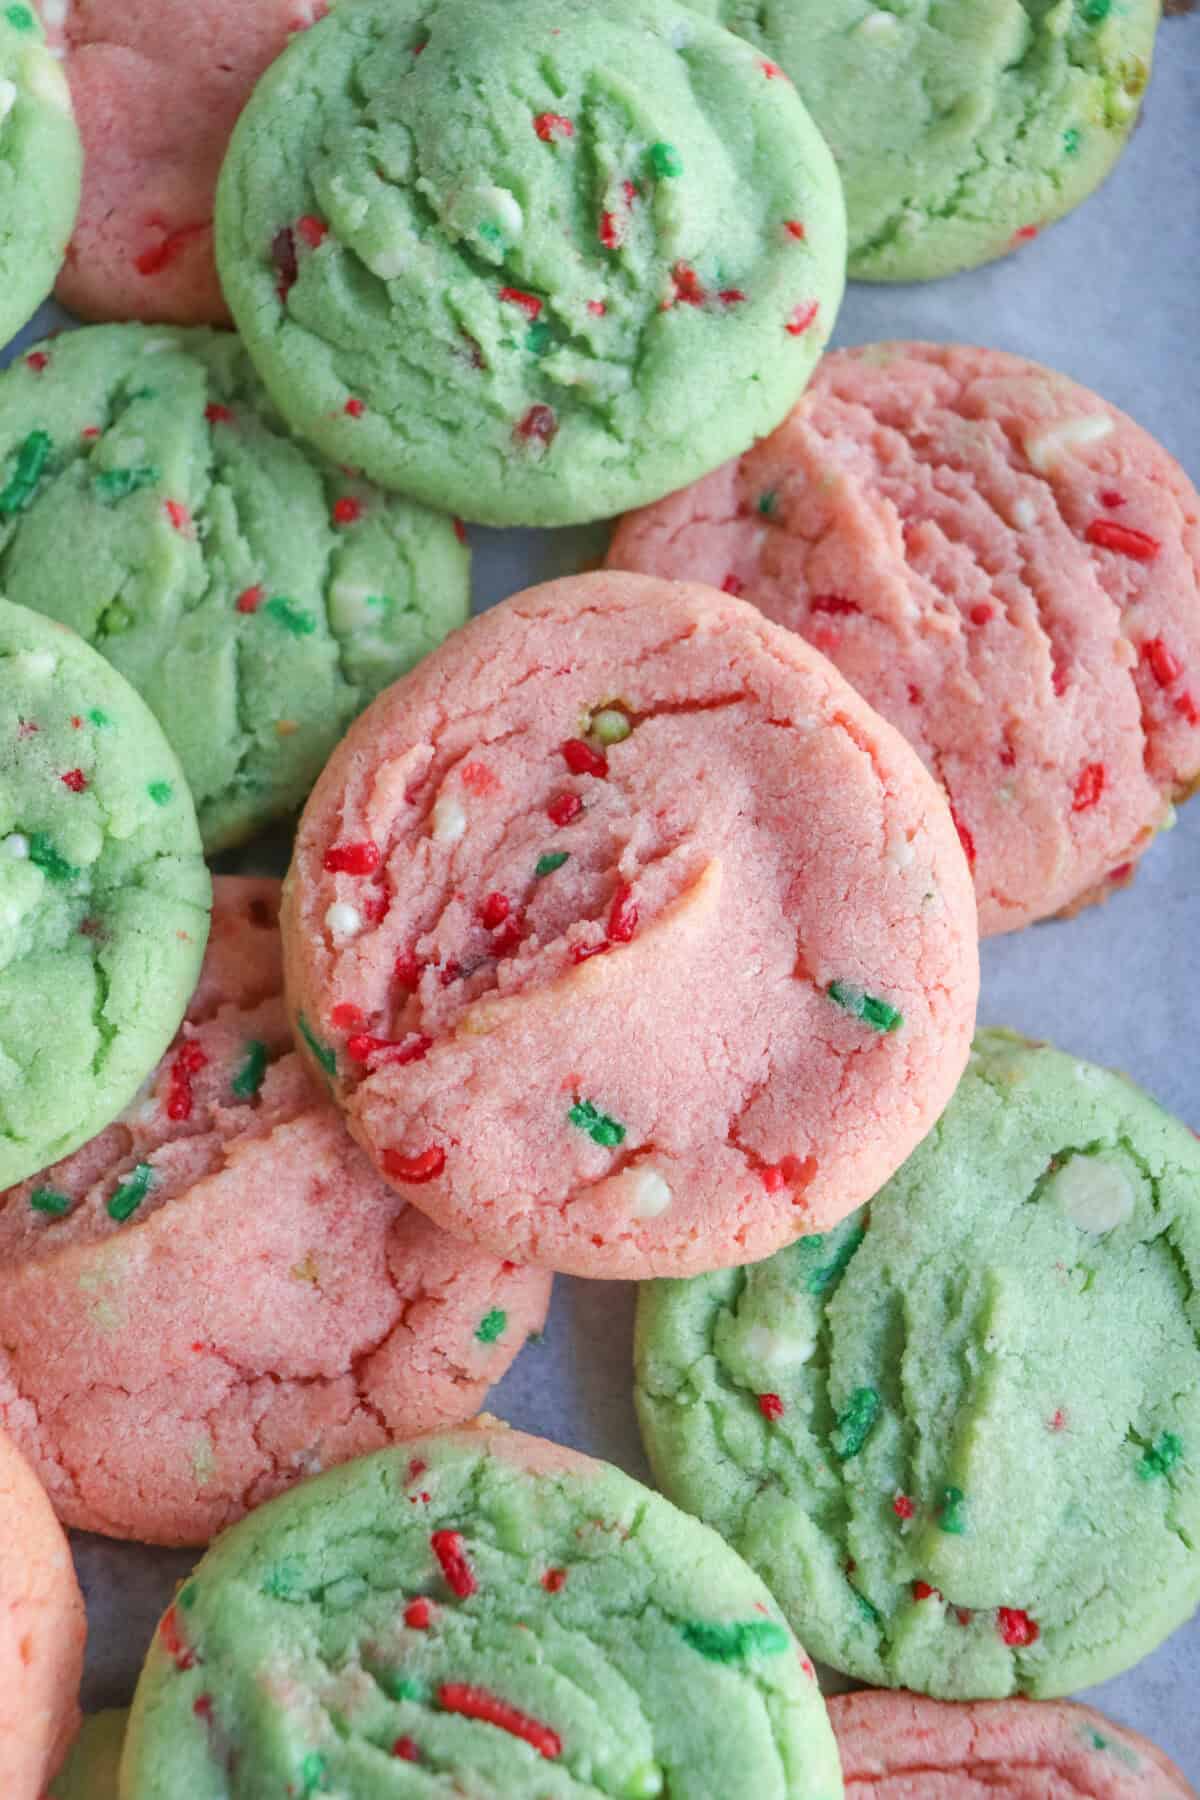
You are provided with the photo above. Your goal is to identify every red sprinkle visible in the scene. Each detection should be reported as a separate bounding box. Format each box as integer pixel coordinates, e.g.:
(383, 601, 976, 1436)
(205, 404, 234, 425)
(670, 262, 705, 307)
(570, 940, 609, 965)
(599, 211, 623, 250)
(533, 112, 574, 142)
(1142, 637, 1183, 688)
(345, 398, 365, 418)
(548, 792, 583, 827)
(383, 1146, 446, 1184)
(1014, 225, 1039, 243)
(479, 892, 511, 929)
(492, 910, 525, 955)
(193, 1695, 214, 1724)
(950, 806, 977, 871)
(562, 738, 608, 778)
(159, 1605, 195, 1671)
(786, 301, 819, 336)
(331, 1003, 366, 1031)
(166, 1039, 208, 1122)
(1176, 691, 1200, 726)
(453, 517, 467, 544)
(332, 496, 362, 527)
(912, 1582, 941, 1603)
(26, 352, 49, 373)
(587, 300, 607, 317)
(393, 1738, 420, 1762)
(623, 180, 639, 209)
(608, 883, 638, 944)
(719, 288, 747, 306)
(997, 1607, 1039, 1648)
(134, 221, 209, 276)
(761, 58, 784, 77)
(236, 585, 264, 615)
(1049, 1409, 1067, 1432)
(758, 1393, 785, 1422)
(347, 1034, 431, 1070)
(970, 602, 995, 626)
(1085, 519, 1161, 561)
(165, 499, 193, 535)
(431, 1530, 477, 1599)
(892, 1494, 915, 1521)
(296, 214, 327, 249)
(811, 594, 859, 616)
(760, 1165, 787, 1193)
(1099, 489, 1126, 509)
(404, 1598, 433, 1630)
(514, 404, 558, 449)
(81, 426, 101, 440)
(541, 1568, 568, 1593)
(1072, 761, 1106, 812)
(436, 1685, 561, 1760)
(499, 287, 543, 320)
(323, 840, 381, 876)
(60, 768, 87, 793)
(784, 220, 806, 240)
(394, 949, 422, 989)
(722, 575, 745, 596)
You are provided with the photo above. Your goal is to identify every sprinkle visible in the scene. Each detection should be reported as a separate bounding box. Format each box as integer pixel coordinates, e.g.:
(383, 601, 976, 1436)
(164, 499, 192, 534)
(1100, 488, 1126, 509)
(997, 1607, 1039, 1648)
(2, 834, 28, 859)
(514, 404, 558, 450)
(30, 1188, 72, 1217)
(758, 1393, 785, 1422)
(300, 1752, 326, 1795)
(4, 5, 33, 28)
(893, 1494, 915, 1520)
(298, 1015, 337, 1077)
(272, 227, 298, 300)
(587, 300, 607, 317)
(437, 1684, 561, 1759)
(236, 585, 264, 615)
(608, 883, 638, 943)
(60, 768, 87, 793)
(94, 465, 159, 503)
(28, 833, 78, 883)
(1083, 0, 1111, 17)
(1142, 638, 1183, 688)
(148, 780, 173, 806)
(394, 949, 421, 989)
(404, 1598, 432, 1629)
(950, 805, 977, 870)
(784, 220, 806, 241)
(798, 1224, 865, 1294)
(526, 320, 552, 354)
(431, 1529, 477, 1598)
(393, 1738, 420, 1762)
(811, 594, 858, 615)
(548, 793, 583, 827)
(432, 793, 467, 843)
(719, 289, 746, 306)
(205, 404, 233, 425)
(475, 1308, 507, 1344)
(760, 58, 784, 77)
(158, 1605, 195, 1671)
(562, 738, 608, 778)
(938, 1486, 967, 1534)
(722, 575, 744, 596)
(1014, 224, 1039, 243)
(533, 112, 574, 141)
(383, 1146, 446, 1184)
(0, 430, 52, 516)
(913, 1581, 941, 1602)
(590, 707, 632, 745)
(499, 287, 543, 320)
(570, 940, 609, 966)
(542, 1568, 568, 1593)
(325, 901, 363, 940)
(25, 351, 48, 373)
(108, 1162, 156, 1223)
(1085, 519, 1161, 561)
(680, 1619, 790, 1662)
(669, 262, 705, 306)
(479, 892, 511, 929)
(599, 210, 624, 250)
(296, 214, 327, 249)
(324, 840, 381, 876)
(348, 1033, 431, 1071)
(970, 603, 995, 626)
(135, 221, 209, 276)
(649, 142, 683, 178)
(1138, 1432, 1183, 1480)
(832, 1387, 880, 1460)
(1024, 414, 1113, 472)
(568, 1098, 626, 1148)
(536, 852, 569, 878)
(827, 982, 903, 1034)
(332, 496, 362, 528)
(1072, 761, 1106, 812)
(786, 301, 819, 336)
(1177, 692, 1200, 727)
(265, 595, 316, 637)
(231, 1040, 268, 1100)
(757, 490, 777, 517)
(166, 1040, 207, 1122)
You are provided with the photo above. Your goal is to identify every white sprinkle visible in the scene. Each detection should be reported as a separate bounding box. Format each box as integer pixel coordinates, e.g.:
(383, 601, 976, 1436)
(41, 0, 68, 25)
(325, 902, 363, 941)
(1024, 414, 1113, 474)
(2, 834, 29, 859)
(365, 242, 409, 281)
(857, 9, 899, 35)
(0, 78, 16, 121)
(432, 794, 467, 844)
(743, 1323, 817, 1370)
(478, 184, 523, 239)
(1011, 497, 1037, 529)
(21, 47, 71, 112)
(12, 650, 56, 679)
(669, 19, 693, 49)
(1051, 1156, 1135, 1235)
(886, 824, 915, 870)
(140, 337, 178, 356)
(631, 1167, 672, 1219)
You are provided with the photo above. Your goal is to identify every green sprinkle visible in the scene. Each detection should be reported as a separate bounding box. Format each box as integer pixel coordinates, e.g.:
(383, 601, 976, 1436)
(649, 142, 683, 179)
(4, 4, 34, 29)
(526, 320, 552, 355)
(232, 1040, 268, 1100)
(1081, 0, 1110, 18)
(28, 833, 78, 884)
(757, 490, 778, 517)
(850, 1585, 882, 1625)
(0, 430, 52, 517)
(107, 1163, 155, 1224)
(1138, 1431, 1183, 1480)
(680, 1619, 790, 1662)
(93, 465, 160, 504)
(568, 1098, 626, 1148)
(147, 780, 173, 806)
(127, 387, 157, 402)
(536, 852, 569, 878)
(377, 1671, 430, 1703)
(178, 1582, 198, 1610)
(300, 1751, 328, 1795)
(478, 221, 503, 247)
(832, 1387, 881, 1461)
(298, 1014, 336, 1077)
(88, 708, 111, 729)
(590, 707, 632, 745)
(1090, 1731, 1110, 1751)
(29, 1187, 72, 1217)
(265, 595, 317, 637)
(796, 1222, 866, 1295)
(1063, 126, 1081, 155)
(261, 1560, 303, 1600)
(827, 981, 904, 1034)
(475, 1308, 507, 1344)
(938, 1485, 968, 1535)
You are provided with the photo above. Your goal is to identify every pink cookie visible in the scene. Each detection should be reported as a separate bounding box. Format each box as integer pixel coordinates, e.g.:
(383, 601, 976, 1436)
(0, 878, 550, 1548)
(282, 572, 978, 1279)
(0, 1428, 85, 1800)
(830, 1691, 1195, 1797)
(44, 0, 326, 324)
(608, 343, 1200, 935)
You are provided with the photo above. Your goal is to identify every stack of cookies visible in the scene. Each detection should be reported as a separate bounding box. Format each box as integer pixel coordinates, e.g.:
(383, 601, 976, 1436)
(1, 1, 1196, 1795)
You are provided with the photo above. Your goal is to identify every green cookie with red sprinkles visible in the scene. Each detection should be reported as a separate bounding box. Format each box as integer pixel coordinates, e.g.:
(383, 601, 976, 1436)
(0, 596, 210, 1190)
(120, 1422, 843, 1799)
(0, 0, 82, 344)
(634, 1029, 1200, 1699)
(213, 0, 845, 527)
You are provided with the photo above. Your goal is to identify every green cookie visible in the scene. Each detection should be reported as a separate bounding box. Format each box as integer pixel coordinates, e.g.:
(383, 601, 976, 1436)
(687, 0, 1159, 281)
(0, 324, 469, 854)
(122, 1427, 843, 1799)
(635, 1030, 1200, 1700)
(214, 0, 845, 528)
(0, 2, 81, 342)
(50, 1711, 127, 1800)
(0, 598, 210, 1189)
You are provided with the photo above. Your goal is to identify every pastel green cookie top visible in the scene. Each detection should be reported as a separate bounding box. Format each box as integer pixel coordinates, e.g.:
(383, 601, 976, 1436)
(0, 325, 470, 854)
(49, 1711, 127, 1800)
(635, 1030, 1200, 1700)
(687, 0, 1159, 281)
(0, 2, 81, 342)
(214, 0, 845, 527)
(0, 598, 210, 1189)
(122, 1426, 843, 1799)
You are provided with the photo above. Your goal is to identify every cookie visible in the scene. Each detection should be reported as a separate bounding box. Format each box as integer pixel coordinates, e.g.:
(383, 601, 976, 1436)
(0, 597, 209, 1190)
(609, 342, 1200, 934)
(635, 1029, 1200, 1698)
(213, 0, 846, 528)
(45, 1, 326, 325)
(685, 0, 1159, 280)
(120, 1422, 843, 1799)
(0, 2, 81, 343)
(0, 324, 470, 854)
(282, 571, 978, 1280)
(49, 1711, 127, 1800)
(829, 1691, 1195, 1797)
(0, 1426, 85, 1799)
(0, 877, 551, 1546)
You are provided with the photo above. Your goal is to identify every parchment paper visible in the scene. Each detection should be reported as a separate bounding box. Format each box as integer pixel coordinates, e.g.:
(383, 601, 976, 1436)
(5, 14, 1199, 1780)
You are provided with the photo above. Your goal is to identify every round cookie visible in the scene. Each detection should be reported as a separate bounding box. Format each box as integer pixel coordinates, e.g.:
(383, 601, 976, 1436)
(684, 0, 1159, 281)
(609, 342, 1200, 934)
(45, 1, 326, 325)
(0, 2, 81, 343)
(0, 1426, 85, 1800)
(0, 877, 551, 1546)
(49, 1710, 128, 1800)
(282, 571, 978, 1280)
(0, 597, 209, 1191)
(213, 0, 846, 528)
(829, 1692, 1196, 1797)
(635, 1029, 1200, 1699)
(0, 324, 470, 855)
(121, 1423, 844, 1799)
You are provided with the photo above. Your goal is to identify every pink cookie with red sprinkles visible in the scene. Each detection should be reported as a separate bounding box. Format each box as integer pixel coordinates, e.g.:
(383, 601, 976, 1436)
(44, 0, 327, 324)
(608, 342, 1200, 934)
(0, 878, 550, 1547)
(282, 571, 978, 1279)
(830, 1691, 1196, 1797)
